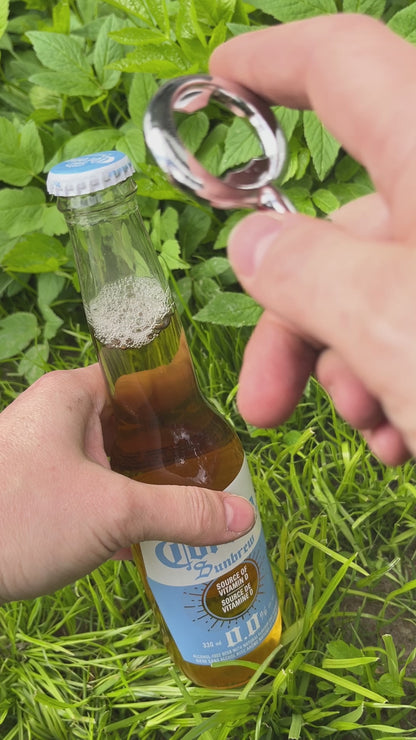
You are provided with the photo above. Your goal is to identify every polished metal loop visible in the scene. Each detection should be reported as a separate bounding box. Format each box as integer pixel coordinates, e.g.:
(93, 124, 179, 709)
(144, 75, 295, 214)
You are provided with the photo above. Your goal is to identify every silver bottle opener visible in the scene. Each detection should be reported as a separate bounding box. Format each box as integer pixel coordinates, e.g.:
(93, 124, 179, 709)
(143, 74, 295, 214)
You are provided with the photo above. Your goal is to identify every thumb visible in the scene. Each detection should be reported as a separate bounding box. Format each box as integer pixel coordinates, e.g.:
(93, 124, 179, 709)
(227, 211, 416, 438)
(86, 464, 256, 552)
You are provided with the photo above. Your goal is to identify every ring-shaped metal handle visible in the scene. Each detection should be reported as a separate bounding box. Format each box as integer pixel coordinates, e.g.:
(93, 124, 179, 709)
(143, 74, 294, 213)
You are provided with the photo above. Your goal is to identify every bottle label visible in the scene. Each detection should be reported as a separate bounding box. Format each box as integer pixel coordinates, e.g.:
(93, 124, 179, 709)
(140, 458, 278, 666)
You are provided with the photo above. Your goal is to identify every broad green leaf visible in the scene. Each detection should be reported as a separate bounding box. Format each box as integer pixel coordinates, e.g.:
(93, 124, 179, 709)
(109, 26, 167, 45)
(311, 188, 340, 214)
(37, 273, 66, 307)
(303, 111, 340, 181)
(281, 136, 300, 184)
(178, 112, 209, 154)
(227, 23, 268, 36)
(29, 85, 62, 115)
(41, 204, 68, 237)
(160, 207, 179, 241)
(196, 122, 228, 176)
(335, 155, 361, 183)
(18, 343, 50, 384)
(175, 36, 208, 67)
(128, 73, 158, 128)
(176, 0, 207, 48)
(135, 167, 194, 202)
(219, 117, 262, 174)
(29, 70, 99, 98)
(0, 0, 9, 39)
(104, 0, 169, 32)
(193, 276, 220, 306)
(247, 0, 337, 22)
(175, 275, 193, 309)
(283, 185, 316, 216)
(48, 128, 121, 166)
(159, 239, 190, 270)
(110, 43, 190, 76)
(194, 291, 262, 326)
(191, 257, 231, 279)
(0, 312, 38, 361)
(136, 177, 190, 201)
(327, 640, 364, 664)
(0, 79, 33, 118)
(282, 134, 311, 183)
(40, 304, 63, 340)
(213, 211, 246, 250)
(199, 144, 223, 177)
(0, 232, 15, 263)
(0, 187, 45, 238)
(151, 207, 179, 247)
(9, 47, 41, 75)
(376, 673, 405, 699)
(52, 0, 70, 33)
(208, 19, 228, 53)
(27, 31, 99, 96)
(20, 119, 45, 173)
(93, 15, 124, 90)
(0, 271, 15, 297)
(101, 0, 154, 23)
(2, 233, 67, 273)
(330, 181, 373, 205)
(27, 30, 92, 73)
(0, 118, 44, 186)
(117, 124, 146, 167)
(273, 106, 300, 143)
(5, 274, 31, 298)
(194, 0, 236, 25)
(294, 148, 311, 181)
(150, 209, 162, 250)
(6, 11, 38, 36)
(343, 0, 385, 17)
(388, 4, 416, 44)
(179, 205, 211, 257)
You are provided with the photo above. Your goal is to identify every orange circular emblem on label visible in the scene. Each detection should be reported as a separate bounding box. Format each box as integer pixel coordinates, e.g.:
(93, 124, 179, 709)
(202, 560, 259, 620)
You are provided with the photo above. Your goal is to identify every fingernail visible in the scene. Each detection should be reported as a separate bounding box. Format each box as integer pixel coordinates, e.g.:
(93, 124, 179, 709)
(228, 213, 284, 277)
(224, 495, 256, 534)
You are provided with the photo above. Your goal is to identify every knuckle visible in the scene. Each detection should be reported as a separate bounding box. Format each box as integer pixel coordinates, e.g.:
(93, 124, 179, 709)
(30, 368, 65, 392)
(29, 368, 84, 403)
(183, 486, 223, 544)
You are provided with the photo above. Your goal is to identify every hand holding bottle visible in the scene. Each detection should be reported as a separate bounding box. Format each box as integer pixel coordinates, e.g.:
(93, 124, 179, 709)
(210, 13, 416, 466)
(0, 364, 254, 604)
(44, 152, 280, 688)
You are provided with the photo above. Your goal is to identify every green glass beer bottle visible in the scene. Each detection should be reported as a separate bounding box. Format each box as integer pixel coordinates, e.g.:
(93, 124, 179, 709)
(47, 151, 281, 688)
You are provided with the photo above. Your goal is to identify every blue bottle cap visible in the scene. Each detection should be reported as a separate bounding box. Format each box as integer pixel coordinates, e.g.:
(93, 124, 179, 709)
(46, 151, 135, 197)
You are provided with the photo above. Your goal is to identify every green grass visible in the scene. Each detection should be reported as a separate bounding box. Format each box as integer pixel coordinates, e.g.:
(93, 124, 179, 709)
(1, 318, 416, 739)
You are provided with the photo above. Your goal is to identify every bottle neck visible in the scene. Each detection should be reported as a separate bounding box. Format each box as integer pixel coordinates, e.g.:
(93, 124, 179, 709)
(57, 177, 138, 224)
(58, 175, 170, 311)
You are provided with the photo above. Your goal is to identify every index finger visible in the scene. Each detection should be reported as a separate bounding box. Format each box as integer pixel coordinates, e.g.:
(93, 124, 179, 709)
(209, 14, 416, 240)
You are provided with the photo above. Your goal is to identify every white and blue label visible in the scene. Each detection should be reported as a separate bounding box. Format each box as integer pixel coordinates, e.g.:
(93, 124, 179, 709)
(140, 458, 278, 665)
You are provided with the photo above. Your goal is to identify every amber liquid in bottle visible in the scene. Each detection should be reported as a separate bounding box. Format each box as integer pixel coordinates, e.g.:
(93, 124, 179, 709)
(87, 274, 281, 688)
